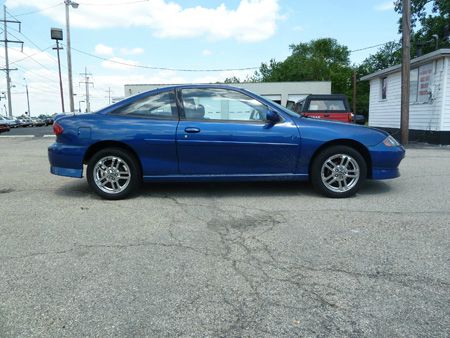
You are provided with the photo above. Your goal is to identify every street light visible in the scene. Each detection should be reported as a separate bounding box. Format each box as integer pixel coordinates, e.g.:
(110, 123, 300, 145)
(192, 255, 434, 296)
(65, 0, 79, 113)
(51, 27, 65, 112)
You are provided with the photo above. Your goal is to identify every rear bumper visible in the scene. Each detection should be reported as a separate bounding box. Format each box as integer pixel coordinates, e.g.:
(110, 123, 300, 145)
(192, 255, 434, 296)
(48, 142, 86, 178)
(368, 143, 405, 180)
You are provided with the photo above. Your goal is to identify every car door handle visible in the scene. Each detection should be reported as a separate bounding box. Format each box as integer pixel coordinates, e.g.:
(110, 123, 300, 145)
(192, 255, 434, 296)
(184, 127, 200, 133)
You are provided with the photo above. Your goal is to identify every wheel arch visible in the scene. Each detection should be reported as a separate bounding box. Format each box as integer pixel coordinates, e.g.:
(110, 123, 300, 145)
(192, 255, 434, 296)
(309, 139, 372, 179)
(83, 140, 143, 175)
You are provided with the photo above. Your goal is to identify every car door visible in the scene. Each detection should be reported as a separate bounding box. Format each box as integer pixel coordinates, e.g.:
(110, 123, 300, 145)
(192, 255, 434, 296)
(107, 90, 180, 176)
(176, 87, 300, 175)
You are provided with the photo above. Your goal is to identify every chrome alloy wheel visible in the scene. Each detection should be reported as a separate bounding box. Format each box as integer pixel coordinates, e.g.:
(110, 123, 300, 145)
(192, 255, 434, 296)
(321, 154, 360, 193)
(93, 156, 131, 194)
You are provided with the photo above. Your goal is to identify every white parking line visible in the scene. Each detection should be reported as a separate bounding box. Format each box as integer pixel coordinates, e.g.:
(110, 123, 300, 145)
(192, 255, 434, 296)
(0, 134, 55, 138)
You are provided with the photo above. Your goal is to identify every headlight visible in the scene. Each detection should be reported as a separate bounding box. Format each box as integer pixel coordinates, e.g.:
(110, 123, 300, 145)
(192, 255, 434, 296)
(383, 135, 400, 147)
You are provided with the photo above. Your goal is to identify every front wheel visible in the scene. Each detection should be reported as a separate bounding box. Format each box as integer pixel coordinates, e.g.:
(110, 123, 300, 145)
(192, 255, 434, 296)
(87, 148, 141, 200)
(311, 145, 367, 198)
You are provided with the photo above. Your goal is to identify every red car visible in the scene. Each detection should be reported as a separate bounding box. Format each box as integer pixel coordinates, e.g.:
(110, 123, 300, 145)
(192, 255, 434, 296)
(291, 94, 362, 124)
(0, 122, 10, 133)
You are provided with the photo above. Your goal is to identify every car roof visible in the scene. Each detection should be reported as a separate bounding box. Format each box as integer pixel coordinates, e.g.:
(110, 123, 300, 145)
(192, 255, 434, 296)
(97, 84, 264, 115)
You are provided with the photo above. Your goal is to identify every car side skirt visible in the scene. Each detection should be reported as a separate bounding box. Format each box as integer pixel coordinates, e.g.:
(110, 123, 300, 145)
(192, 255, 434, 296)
(50, 166, 83, 178)
(143, 173, 309, 182)
(371, 168, 400, 180)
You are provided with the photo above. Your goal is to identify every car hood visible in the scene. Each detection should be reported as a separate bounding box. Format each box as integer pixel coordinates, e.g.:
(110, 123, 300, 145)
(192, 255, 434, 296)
(291, 116, 389, 147)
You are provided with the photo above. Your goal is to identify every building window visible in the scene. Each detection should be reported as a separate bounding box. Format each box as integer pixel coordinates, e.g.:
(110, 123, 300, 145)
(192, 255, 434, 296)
(410, 68, 418, 102)
(410, 63, 433, 103)
(381, 77, 387, 100)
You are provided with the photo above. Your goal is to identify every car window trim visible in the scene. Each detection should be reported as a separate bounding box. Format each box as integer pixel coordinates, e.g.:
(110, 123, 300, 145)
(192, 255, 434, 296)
(177, 87, 278, 124)
(108, 89, 179, 121)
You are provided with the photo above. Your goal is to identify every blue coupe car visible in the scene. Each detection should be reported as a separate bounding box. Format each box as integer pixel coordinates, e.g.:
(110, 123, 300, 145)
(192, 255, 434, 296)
(48, 84, 405, 199)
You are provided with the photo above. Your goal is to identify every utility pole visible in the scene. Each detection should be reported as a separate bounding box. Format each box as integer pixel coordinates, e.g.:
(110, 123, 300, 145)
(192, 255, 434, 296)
(65, 0, 79, 113)
(1, 5, 23, 117)
(105, 87, 112, 104)
(55, 40, 65, 112)
(79, 67, 93, 112)
(400, 0, 411, 145)
(24, 78, 30, 116)
(352, 70, 357, 114)
(78, 100, 84, 113)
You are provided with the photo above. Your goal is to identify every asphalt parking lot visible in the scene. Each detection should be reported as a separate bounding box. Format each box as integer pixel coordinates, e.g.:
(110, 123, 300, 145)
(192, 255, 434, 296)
(1, 126, 53, 138)
(1, 138, 449, 337)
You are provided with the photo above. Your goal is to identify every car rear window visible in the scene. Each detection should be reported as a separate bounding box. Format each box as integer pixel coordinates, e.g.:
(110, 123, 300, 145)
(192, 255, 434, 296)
(308, 100, 346, 111)
(111, 91, 177, 120)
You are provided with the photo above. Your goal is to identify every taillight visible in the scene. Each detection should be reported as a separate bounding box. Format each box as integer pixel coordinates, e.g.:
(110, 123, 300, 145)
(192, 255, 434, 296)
(53, 122, 64, 136)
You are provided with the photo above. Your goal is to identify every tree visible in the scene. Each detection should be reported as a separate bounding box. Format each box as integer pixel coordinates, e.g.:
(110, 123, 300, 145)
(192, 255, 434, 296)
(223, 76, 241, 84)
(395, 0, 450, 55)
(254, 38, 353, 95)
(358, 41, 402, 75)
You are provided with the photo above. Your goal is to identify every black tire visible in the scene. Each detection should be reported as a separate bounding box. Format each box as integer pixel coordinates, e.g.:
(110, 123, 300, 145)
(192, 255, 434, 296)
(311, 145, 367, 198)
(87, 147, 141, 200)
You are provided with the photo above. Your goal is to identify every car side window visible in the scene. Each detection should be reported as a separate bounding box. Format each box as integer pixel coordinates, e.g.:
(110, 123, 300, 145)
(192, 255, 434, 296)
(111, 91, 177, 119)
(181, 88, 269, 122)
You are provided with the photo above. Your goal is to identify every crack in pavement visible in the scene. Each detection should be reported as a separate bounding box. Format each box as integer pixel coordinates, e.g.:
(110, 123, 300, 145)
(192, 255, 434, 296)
(2, 194, 448, 336)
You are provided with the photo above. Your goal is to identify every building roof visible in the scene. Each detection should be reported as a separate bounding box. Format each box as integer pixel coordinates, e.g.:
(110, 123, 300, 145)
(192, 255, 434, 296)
(360, 48, 450, 81)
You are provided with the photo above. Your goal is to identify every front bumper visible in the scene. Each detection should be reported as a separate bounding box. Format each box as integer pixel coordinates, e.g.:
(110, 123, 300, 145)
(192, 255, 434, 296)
(48, 142, 86, 178)
(369, 143, 405, 180)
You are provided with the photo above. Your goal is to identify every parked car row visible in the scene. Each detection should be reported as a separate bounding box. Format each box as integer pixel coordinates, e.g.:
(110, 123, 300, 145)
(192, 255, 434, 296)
(0, 115, 54, 130)
(0, 117, 10, 133)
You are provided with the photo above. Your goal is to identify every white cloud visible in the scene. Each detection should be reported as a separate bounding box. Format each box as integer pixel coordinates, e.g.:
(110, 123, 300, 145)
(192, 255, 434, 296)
(201, 49, 212, 56)
(101, 56, 140, 70)
(375, 1, 395, 11)
(95, 43, 114, 56)
(120, 47, 144, 56)
(292, 25, 304, 32)
(6, 0, 281, 42)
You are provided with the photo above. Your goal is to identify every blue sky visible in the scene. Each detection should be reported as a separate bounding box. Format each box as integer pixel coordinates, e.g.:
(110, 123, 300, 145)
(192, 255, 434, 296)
(1, 0, 401, 115)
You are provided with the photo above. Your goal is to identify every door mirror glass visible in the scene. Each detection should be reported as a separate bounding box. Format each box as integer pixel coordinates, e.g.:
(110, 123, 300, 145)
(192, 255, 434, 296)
(266, 110, 281, 124)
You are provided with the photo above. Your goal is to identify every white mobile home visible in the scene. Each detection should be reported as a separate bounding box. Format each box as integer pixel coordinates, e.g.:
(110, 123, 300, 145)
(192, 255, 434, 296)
(361, 49, 450, 144)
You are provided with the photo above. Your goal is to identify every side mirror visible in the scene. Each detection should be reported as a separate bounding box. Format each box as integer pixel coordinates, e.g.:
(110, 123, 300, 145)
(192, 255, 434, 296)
(354, 114, 366, 125)
(266, 110, 281, 124)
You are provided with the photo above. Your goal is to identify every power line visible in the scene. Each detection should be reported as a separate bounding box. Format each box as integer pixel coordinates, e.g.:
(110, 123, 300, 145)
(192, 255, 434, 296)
(9, 24, 67, 69)
(78, 0, 149, 6)
(9, 46, 52, 65)
(350, 41, 397, 53)
(68, 45, 259, 72)
(9, 3, 63, 17)
(68, 40, 398, 72)
(11, 62, 61, 91)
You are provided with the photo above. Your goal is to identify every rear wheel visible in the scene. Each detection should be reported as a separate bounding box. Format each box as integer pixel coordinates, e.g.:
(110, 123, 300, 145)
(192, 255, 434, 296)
(311, 145, 367, 198)
(87, 148, 141, 200)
